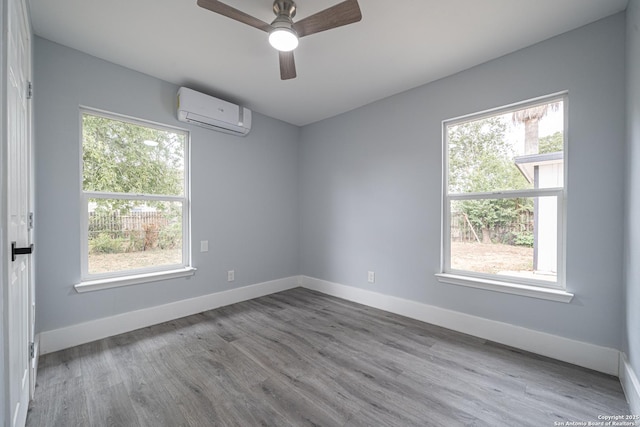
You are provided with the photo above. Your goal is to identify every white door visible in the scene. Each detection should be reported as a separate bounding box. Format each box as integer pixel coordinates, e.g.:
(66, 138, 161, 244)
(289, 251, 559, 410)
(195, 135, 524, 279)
(5, 0, 33, 425)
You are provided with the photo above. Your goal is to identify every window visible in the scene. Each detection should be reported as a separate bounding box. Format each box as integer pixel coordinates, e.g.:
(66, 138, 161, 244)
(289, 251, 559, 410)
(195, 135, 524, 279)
(439, 94, 569, 299)
(80, 109, 191, 283)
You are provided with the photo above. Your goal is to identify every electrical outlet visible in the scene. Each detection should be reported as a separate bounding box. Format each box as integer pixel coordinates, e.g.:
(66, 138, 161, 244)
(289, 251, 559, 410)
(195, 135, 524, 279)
(367, 271, 375, 284)
(227, 270, 235, 282)
(200, 240, 208, 252)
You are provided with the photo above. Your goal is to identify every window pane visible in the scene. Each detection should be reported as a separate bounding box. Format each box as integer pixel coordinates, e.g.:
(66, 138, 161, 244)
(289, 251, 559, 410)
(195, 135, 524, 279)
(87, 199, 183, 275)
(82, 113, 185, 195)
(449, 197, 558, 283)
(447, 99, 564, 194)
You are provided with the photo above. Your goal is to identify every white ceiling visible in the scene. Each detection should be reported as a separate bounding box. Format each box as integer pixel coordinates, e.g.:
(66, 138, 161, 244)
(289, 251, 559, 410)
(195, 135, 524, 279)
(28, 0, 628, 126)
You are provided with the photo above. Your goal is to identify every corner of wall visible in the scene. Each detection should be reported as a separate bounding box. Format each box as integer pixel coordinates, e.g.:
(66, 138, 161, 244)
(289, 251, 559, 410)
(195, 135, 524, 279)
(626, 0, 640, 414)
(620, 352, 640, 415)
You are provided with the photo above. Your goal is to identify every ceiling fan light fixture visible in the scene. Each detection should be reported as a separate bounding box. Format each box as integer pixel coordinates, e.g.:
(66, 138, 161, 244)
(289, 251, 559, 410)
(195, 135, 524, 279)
(269, 26, 298, 52)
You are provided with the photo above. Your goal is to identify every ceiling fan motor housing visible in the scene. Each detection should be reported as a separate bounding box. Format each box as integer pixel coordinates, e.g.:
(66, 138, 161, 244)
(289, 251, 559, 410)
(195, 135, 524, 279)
(273, 0, 296, 19)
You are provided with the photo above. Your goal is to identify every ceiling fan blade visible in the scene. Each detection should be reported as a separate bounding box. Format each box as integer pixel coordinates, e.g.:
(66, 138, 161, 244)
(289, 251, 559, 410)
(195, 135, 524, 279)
(279, 51, 297, 80)
(292, 0, 362, 38)
(197, 0, 272, 32)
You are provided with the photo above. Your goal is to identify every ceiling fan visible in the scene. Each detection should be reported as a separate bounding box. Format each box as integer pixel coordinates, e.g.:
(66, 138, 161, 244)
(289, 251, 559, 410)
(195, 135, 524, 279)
(197, 0, 362, 80)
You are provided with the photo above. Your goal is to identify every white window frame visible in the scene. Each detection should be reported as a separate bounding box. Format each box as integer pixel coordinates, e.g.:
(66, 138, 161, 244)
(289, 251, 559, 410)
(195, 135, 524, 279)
(436, 93, 573, 303)
(77, 107, 194, 292)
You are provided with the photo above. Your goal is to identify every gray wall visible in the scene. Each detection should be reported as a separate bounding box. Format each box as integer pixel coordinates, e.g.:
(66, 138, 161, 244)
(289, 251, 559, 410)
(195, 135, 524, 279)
(626, 0, 640, 380)
(299, 14, 626, 348)
(33, 37, 300, 332)
(34, 12, 630, 353)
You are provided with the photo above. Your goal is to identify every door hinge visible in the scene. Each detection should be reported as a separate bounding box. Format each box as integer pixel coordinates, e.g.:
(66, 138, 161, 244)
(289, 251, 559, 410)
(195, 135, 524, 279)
(29, 342, 34, 359)
(28, 212, 34, 230)
(27, 81, 33, 99)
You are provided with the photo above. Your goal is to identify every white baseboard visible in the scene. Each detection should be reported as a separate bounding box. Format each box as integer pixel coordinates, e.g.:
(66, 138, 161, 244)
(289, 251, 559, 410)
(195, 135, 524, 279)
(39, 276, 300, 354)
(301, 276, 620, 376)
(620, 353, 640, 415)
(38, 273, 622, 377)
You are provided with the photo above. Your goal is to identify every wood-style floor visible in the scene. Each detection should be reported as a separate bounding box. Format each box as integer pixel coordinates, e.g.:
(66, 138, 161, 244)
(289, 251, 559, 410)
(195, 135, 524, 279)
(26, 288, 629, 426)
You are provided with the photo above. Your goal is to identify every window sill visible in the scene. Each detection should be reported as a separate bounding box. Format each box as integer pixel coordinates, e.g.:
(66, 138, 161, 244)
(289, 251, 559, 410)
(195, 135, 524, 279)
(435, 273, 574, 303)
(75, 267, 197, 293)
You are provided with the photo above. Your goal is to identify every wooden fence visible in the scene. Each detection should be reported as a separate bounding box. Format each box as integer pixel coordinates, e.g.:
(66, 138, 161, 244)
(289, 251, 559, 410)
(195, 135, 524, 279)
(451, 211, 534, 244)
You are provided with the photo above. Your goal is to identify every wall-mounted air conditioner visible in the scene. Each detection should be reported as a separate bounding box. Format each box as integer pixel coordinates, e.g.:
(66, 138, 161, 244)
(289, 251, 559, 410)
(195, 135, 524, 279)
(177, 87, 252, 136)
